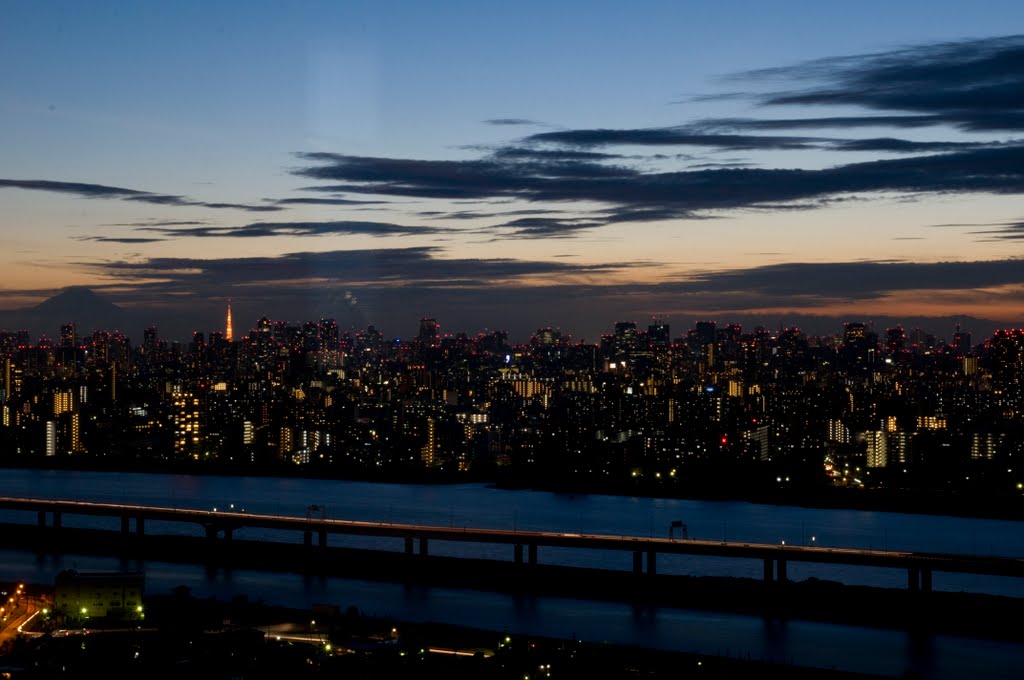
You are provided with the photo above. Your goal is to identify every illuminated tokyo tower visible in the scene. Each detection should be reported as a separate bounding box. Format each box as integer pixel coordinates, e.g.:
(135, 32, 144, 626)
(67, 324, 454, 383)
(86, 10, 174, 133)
(226, 302, 233, 342)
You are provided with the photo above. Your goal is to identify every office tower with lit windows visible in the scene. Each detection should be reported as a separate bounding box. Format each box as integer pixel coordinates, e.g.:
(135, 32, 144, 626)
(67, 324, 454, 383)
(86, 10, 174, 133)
(418, 318, 439, 347)
(60, 322, 76, 348)
(172, 386, 202, 458)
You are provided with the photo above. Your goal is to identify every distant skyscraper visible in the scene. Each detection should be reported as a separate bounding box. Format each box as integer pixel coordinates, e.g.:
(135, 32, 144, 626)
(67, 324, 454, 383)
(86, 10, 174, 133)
(843, 322, 866, 343)
(418, 318, 439, 347)
(953, 324, 971, 354)
(647, 320, 670, 349)
(695, 320, 716, 349)
(60, 322, 76, 348)
(226, 303, 234, 343)
(612, 321, 637, 359)
(143, 326, 159, 359)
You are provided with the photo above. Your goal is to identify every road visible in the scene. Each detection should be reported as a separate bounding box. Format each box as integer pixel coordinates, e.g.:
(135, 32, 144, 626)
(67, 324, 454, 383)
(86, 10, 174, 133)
(2, 495, 1023, 579)
(0, 600, 40, 647)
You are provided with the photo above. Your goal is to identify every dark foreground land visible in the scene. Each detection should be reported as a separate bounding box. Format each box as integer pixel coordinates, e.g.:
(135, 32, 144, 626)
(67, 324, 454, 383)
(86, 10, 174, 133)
(2, 522, 1023, 644)
(1, 591, 888, 679)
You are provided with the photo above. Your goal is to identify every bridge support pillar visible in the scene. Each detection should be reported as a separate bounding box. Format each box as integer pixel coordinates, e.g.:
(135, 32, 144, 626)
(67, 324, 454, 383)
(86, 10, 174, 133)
(921, 569, 932, 593)
(528, 543, 537, 565)
(405, 537, 414, 554)
(633, 551, 643, 574)
(318, 529, 327, 548)
(419, 537, 428, 556)
(763, 559, 774, 582)
(514, 543, 523, 564)
(304, 530, 312, 548)
(135, 517, 144, 536)
(908, 567, 920, 592)
(647, 550, 657, 576)
(53, 511, 61, 530)
(206, 525, 218, 540)
(37, 511, 46, 528)
(777, 559, 787, 582)
(121, 516, 130, 534)
(225, 527, 234, 542)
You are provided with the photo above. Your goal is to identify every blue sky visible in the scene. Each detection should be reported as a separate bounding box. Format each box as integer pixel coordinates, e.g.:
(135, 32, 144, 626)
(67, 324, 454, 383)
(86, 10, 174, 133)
(3, 2, 1024, 340)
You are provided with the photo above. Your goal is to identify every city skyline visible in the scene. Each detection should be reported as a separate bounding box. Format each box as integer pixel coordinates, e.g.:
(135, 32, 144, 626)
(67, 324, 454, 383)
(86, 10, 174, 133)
(3, 3, 1024, 341)
(0, 285, 1010, 346)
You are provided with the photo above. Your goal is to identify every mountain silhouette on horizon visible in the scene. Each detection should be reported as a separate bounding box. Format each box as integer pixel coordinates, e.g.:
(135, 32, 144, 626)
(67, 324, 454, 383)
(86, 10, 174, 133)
(0, 286, 142, 338)
(30, 286, 124, 315)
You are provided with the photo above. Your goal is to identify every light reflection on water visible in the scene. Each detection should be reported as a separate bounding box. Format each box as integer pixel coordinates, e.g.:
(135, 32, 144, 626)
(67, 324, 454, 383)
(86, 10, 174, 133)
(2, 469, 1024, 678)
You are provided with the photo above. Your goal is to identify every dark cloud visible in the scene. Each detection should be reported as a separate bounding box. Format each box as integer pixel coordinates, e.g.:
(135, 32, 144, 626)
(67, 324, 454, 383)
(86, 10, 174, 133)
(0, 179, 283, 212)
(74, 236, 168, 243)
(73, 251, 1024, 342)
(137, 220, 451, 239)
(691, 115, 944, 131)
(87, 247, 626, 291)
(273, 197, 387, 206)
(524, 128, 826, 150)
(933, 218, 1024, 240)
(492, 146, 623, 161)
(527, 126, 994, 155)
(744, 35, 1024, 133)
(826, 138, 992, 153)
(291, 144, 1024, 227)
(664, 258, 1024, 300)
(291, 37, 1024, 234)
(293, 151, 638, 202)
(108, 220, 208, 228)
(483, 118, 543, 126)
(491, 216, 605, 238)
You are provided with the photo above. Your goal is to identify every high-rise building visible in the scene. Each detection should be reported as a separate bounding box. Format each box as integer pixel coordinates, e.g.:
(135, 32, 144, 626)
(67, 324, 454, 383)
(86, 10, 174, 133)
(2, 357, 10, 402)
(885, 326, 906, 355)
(953, 324, 971, 354)
(866, 430, 888, 468)
(60, 322, 76, 349)
(611, 321, 637, 359)
(421, 416, 437, 466)
(971, 433, 1001, 460)
(172, 387, 201, 457)
(45, 420, 57, 457)
(889, 432, 913, 465)
(647, 321, 670, 349)
(53, 390, 74, 416)
(143, 326, 159, 361)
(418, 318, 439, 347)
(695, 320, 716, 349)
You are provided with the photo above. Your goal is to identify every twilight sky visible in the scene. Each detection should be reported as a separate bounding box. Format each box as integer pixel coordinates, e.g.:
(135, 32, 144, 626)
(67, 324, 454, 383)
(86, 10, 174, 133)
(3, 1, 1024, 341)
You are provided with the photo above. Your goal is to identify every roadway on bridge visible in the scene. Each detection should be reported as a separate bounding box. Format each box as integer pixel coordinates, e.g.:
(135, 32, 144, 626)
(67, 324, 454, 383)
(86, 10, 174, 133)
(2, 496, 1022, 578)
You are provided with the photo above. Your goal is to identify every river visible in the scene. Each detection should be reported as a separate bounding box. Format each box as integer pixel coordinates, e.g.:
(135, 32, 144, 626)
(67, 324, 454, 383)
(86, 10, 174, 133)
(0, 469, 1021, 678)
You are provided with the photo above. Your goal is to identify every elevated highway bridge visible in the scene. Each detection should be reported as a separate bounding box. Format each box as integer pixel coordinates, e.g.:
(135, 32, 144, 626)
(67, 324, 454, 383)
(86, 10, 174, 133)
(2, 496, 1022, 592)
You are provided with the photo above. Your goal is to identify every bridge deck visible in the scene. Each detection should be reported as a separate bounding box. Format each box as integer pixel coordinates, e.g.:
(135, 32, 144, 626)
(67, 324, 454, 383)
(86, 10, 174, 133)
(2, 496, 1022, 578)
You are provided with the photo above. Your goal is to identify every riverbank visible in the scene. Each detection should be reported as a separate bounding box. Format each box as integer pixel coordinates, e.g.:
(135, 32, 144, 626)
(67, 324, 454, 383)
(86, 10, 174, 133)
(2, 523, 1022, 644)
(5, 587, 891, 679)
(3, 457, 1023, 522)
